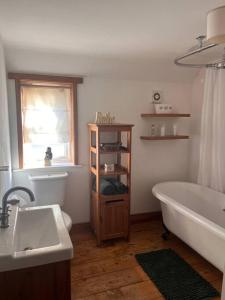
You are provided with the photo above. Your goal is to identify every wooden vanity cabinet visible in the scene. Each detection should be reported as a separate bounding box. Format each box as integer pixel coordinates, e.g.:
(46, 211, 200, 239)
(0, 260, 71, 300)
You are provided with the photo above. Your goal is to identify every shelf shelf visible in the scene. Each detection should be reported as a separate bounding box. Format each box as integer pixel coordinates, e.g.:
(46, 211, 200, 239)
(91, 146, 129, 154)
(92, 190, 129, 201)
(141, 113, 191, 117)
(140, 135, 189, 140)
(91, 165, 128, 176)
(88, 123, 134, 132)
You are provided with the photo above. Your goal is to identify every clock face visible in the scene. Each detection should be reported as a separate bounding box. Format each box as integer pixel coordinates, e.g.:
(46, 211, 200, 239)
(153, 92, 161, 102)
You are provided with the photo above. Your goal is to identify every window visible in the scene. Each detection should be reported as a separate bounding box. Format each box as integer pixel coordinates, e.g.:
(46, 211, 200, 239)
(9, 73, 83, 168)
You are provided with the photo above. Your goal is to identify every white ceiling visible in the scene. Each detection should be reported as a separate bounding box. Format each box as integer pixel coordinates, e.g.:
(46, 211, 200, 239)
(1, 0, 225, 81)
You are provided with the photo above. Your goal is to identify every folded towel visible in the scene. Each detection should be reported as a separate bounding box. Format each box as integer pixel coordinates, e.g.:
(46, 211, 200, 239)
(93, 178, 116, 195)
(93, 177, 128, 195)
(107, 178, 129, 194)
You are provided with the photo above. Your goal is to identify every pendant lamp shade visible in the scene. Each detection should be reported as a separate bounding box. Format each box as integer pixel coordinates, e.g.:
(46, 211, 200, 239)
(207, 6, 225, 44)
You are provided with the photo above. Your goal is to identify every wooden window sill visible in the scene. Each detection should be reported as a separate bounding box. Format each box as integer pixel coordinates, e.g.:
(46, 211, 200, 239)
(13, 164, 83, 172)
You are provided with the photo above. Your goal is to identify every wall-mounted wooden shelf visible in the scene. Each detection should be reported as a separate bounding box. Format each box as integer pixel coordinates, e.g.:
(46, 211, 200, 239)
(140, 113, 190, 140)
(140, 135, 189, 140)
(141, 113, 191, 117)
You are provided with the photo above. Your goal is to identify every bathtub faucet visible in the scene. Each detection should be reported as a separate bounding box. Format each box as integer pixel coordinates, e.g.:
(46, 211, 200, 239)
(0, 186, 35, 228)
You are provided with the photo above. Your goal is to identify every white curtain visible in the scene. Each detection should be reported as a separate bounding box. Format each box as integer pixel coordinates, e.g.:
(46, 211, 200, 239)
(0, 38, 11, 200)
(198, 68, 225, 192)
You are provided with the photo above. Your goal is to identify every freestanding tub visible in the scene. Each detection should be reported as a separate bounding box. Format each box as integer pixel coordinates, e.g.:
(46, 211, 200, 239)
(152, 181, 225, 272)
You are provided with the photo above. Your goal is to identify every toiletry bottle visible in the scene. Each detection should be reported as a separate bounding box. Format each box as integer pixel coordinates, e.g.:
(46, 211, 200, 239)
(151, 124, 156, 136)
(160, 124, 166, 136)
(173, 124, 177, 136)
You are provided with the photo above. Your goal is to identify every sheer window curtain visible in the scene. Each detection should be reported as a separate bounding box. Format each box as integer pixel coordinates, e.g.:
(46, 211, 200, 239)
(22, 86, 71, 143)
(0, 38, 12, 200)
(198, 68, 225, 192)
(21, 86, 72, 167)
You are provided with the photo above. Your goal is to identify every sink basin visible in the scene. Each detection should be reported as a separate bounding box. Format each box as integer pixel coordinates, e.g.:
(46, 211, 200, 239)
(14, 207, 59, 252)
(0, 205, 73, 272)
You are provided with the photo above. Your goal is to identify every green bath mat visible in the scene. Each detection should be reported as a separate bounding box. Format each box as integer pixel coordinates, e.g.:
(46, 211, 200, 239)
(135, 249, 220, 300)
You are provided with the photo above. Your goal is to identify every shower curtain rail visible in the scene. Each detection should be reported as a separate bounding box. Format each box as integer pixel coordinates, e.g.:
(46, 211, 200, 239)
(174, 42, 217, 68)
(174, 36, 225, 69)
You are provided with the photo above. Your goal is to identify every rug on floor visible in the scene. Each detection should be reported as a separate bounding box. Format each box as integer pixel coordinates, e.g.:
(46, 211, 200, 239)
(135, 248, 220, 300)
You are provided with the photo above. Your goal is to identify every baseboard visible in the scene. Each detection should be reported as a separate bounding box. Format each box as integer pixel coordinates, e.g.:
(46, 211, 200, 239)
(71, 211, 162, 228)
(130, 211, 162, 224)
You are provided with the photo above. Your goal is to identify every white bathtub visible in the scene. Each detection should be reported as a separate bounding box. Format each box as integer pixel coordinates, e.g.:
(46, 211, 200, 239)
(152, 181, 225, 272)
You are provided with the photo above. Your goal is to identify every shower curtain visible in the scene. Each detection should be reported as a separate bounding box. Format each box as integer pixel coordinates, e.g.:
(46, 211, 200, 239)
(0, 38, 11, 200)
(198, 68, 225, 192)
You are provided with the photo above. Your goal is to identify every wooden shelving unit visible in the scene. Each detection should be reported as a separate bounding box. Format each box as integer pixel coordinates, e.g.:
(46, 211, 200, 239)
(140, 113, 191, 140)
(88, 123, 134, 245)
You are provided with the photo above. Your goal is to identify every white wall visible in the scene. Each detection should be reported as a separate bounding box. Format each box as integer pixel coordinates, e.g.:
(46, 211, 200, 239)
(189, 70, 205, 182)
(6, 49, 192, 224)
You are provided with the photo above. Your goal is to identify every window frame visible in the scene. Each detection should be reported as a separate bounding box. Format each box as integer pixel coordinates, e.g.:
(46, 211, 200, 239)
(8, 73, 83, 169)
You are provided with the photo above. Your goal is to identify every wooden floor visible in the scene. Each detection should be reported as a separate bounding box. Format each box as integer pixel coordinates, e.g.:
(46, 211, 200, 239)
(69, 219, 223, 300)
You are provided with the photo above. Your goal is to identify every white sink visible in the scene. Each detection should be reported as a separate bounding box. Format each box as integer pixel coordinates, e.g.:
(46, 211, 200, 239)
(0, 205, 73, 272)
(14, 207, 59, 252)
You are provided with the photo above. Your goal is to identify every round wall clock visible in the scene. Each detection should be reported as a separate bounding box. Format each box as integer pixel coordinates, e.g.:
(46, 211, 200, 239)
(153, 92, 161, 102)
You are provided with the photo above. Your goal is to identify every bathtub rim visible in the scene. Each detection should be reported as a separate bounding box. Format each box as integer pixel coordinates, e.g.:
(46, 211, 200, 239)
(152, 181, 225, 240)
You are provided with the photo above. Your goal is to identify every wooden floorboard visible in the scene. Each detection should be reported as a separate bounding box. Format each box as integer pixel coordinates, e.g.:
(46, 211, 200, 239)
(70, 219, 223, 300)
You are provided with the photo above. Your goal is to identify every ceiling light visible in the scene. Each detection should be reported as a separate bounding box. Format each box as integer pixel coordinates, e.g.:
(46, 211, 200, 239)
(207, 6, 225, 44)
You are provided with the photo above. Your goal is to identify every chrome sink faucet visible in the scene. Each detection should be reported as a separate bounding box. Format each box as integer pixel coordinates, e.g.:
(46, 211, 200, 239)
(0, 186, 35, 228)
